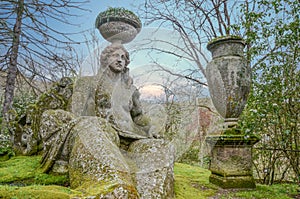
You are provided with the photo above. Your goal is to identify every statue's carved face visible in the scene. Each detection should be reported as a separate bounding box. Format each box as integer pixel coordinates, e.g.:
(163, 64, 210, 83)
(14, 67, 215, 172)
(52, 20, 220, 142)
(107, 49, 127, 73)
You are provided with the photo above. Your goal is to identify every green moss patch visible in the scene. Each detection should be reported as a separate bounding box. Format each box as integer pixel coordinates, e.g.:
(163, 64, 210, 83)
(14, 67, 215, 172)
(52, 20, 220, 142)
(174, 163, 217, 199)
(0, 185, 72, 199)
(0, 156, 68, 186)
(226, 183, 300, 199)
(0, 156, 299, 198)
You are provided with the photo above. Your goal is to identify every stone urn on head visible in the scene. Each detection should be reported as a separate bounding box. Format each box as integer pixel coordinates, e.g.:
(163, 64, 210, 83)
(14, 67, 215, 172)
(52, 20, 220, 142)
(95, 7, 142, 44)
(205, 36, 259, 189)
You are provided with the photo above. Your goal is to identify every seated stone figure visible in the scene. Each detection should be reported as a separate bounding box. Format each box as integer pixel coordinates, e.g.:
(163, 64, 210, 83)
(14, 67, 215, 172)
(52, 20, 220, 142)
(87, 43, 154, 140)
(40, 43, 175, 198)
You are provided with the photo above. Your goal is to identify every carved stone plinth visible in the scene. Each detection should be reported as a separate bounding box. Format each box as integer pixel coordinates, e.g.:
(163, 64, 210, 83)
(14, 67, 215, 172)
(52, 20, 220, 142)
(206, 135, 259, 189)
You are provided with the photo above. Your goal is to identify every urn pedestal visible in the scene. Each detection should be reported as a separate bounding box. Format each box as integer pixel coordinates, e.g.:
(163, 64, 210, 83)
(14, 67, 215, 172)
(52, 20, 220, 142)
(205, 37, 259, 189)
(206, 134, 259, 189)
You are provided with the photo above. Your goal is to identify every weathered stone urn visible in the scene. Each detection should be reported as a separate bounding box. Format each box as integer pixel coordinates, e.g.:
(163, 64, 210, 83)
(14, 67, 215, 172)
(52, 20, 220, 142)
(206, 36, 251, 128)
(95, 7, 142, 44)
(205, 36, 259, 189)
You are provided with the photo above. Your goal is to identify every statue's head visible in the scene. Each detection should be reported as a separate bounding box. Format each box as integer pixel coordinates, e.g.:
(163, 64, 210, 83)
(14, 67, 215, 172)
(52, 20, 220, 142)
(100, 44, 130, 73)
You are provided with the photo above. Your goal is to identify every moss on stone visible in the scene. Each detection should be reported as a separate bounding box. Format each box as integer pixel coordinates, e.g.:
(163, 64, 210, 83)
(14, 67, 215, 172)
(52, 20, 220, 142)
(223, 128, 242, 135)
(209, 174, 256, 189)
(69, 162, 139, 197)
(71, 181, 139, 198)
(208, 35, 244, 46)
(206, 134, 260, 146)
(95, 7, 142, 29)
(13, 77, 74, 155)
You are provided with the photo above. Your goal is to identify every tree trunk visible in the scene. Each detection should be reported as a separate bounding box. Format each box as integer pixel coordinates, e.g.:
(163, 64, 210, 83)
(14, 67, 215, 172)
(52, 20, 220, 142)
(1, 0, 24, 146)
(2, 0, 24, 120)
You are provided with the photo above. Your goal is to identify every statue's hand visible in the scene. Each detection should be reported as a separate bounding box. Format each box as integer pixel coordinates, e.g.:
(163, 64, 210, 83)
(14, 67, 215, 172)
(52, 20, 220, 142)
(148, 126, 163, 139)
(133, 114, 150, 127)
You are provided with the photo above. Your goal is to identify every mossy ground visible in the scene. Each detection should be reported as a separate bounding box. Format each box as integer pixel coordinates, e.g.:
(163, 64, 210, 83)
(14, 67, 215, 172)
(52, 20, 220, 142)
(174, 163, 217, 199)
(0, 156, 299, 199)
(0, 156, 68, 186)
(0, 185, 73, 199)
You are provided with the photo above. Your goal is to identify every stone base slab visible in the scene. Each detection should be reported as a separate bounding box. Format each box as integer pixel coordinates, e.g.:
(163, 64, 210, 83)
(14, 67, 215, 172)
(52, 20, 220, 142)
(209, 174, 256, 189)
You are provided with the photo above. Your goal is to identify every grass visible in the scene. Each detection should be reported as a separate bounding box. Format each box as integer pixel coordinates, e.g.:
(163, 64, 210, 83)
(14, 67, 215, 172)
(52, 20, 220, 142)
(0, 185, 72, 199)
(0, 156, 68, 186)
(0, 156, 299, 198)
(174, 163, 217, 199)
(225, 183, 300, 199)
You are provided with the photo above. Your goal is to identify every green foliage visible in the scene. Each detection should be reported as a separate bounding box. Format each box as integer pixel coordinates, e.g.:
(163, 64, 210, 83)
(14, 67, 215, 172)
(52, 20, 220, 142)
(0, 146, 14, 161)
(164, 102, 182, 140)
(0, 124, 14, 160)
(9, 77, 74, 155)
(12, 93, 37, 118)
(0, 92, 36, 157)
(239, 0, 300, 184)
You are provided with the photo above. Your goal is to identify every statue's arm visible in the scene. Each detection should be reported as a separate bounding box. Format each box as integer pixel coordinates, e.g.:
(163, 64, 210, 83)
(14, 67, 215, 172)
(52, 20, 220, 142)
(131, 88, 150, 128)
(95, 86, 112, 119)
(131, 88, 142, 117)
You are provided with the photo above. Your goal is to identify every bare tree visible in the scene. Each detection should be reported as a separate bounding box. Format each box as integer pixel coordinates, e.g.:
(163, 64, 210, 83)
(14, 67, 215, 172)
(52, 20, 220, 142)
(0, 0, 88, 151)
(135, 0, 241, 84)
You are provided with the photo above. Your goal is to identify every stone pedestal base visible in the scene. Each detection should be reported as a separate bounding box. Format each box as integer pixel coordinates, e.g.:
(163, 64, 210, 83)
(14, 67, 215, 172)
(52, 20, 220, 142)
(209, 174, 256, 189)
(206, 135, 259, 189)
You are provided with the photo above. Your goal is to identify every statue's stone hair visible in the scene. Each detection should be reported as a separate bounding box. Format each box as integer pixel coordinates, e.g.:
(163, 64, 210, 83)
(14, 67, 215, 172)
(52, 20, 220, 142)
(100, 44, 130, 70)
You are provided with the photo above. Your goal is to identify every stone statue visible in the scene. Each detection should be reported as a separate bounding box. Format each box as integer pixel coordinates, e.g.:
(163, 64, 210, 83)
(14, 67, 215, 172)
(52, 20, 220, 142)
(39, 43, 175, 198)
(94, 43, 154, 140)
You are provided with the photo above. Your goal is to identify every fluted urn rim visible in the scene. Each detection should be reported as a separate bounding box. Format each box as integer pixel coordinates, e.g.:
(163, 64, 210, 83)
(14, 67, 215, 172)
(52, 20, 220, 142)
(95, 7, 142, 32)
(207, 35, 246, 52)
